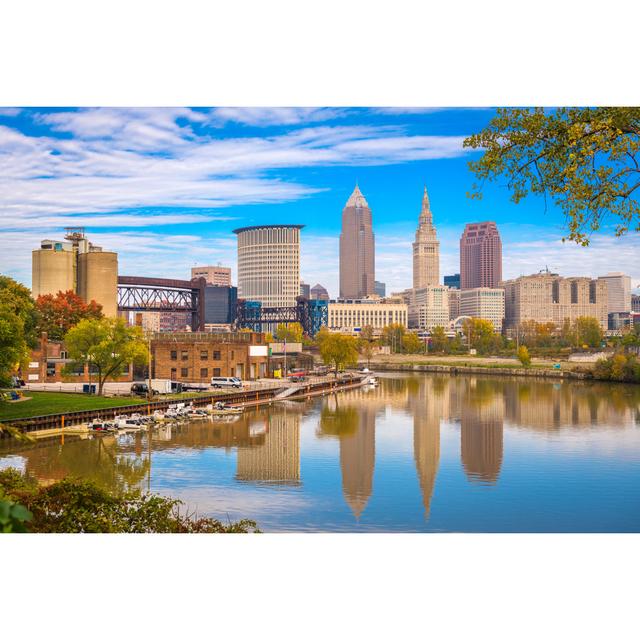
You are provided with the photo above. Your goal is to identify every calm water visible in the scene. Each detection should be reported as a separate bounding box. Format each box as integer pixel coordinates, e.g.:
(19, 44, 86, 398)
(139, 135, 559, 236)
(2, 373, 640, 532)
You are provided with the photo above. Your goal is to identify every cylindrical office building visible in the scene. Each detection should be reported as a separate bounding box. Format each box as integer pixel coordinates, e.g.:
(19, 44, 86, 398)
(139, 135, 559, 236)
(233, 224, 303, 308)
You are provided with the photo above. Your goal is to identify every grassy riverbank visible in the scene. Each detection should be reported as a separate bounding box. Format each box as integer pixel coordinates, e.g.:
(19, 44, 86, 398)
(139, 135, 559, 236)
(0, 391, 148, 421)
(0, 390, 222, 421)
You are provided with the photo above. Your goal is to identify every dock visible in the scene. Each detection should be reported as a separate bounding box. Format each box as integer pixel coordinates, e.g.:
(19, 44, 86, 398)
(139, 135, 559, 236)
(1, 375, 368, 439)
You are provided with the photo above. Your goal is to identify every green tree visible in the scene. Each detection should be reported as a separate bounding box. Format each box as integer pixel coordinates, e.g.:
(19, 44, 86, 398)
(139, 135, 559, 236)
(0, 304, 29, 386)
(429, 326, 449, 353)
(357, 325, 376, 368)
(464, 107, 640, 245)
(318, 333, 359, 377)
(380, 323, 406, 353)
(0, 275, 38, 348)
(574, 316, 603, 349)
(560, 318, 576, 347)
(462, 317, 498, 354)
(402, 331, 423, 354)
(35, 290, 103, 341)
(64, 317, 148, 395)
(517, 345, 532, 367)
(274, 322, 303, 343)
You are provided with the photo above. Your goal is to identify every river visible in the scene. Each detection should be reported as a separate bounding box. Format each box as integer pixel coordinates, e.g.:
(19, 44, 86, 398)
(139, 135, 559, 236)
(1, 373, 639, 532)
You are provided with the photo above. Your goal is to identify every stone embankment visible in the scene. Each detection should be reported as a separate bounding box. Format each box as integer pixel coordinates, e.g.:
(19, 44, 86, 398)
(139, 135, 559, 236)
(371, 362, 592, 381)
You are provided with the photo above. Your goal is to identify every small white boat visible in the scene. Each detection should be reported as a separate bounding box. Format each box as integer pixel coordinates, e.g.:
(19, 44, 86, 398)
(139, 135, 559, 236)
(365, 376, 379, 387)
(90, 419, 118, 432)
(114, 415, 147, 430)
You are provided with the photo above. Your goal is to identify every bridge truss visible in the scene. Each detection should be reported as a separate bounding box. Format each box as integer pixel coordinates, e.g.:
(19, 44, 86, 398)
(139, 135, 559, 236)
(117, 276, 205, 331)
(235, 297, 328, 336)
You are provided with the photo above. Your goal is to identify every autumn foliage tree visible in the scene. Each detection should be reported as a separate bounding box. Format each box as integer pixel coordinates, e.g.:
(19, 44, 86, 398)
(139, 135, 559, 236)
(36, 290, 103, 340)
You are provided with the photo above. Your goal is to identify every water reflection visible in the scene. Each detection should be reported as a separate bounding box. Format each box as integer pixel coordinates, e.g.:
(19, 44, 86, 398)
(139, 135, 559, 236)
(318, 400, 376, 518)
(2, 374, 639, 532)
(460, 379, 504, 484)
(410, 377, 444, 517)
(236, 411, 301, 485)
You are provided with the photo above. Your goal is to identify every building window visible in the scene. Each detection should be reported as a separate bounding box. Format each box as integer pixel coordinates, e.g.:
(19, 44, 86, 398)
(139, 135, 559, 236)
(200, 367, 208, 378)
(200, 350, 208, 360)
(213, 351, 221, 360)
(170, 350, 177, 360)
(181, 367, 189, 377)
(181, 350, 189, 361)
(170, 368, 177, 380)
(230, 350, 234, 359)
(213, 367, 221, 376)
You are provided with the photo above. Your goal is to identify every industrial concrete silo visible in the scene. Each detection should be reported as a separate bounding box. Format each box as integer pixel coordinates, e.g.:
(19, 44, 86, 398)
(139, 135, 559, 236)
(31, 240, 76, 299)
(77, 249, 118, 317)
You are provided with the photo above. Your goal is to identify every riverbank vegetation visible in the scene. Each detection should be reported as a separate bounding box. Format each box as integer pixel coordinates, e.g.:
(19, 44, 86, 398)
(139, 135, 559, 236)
(0, 469, 259, 533)
(593, 353, 640, 383)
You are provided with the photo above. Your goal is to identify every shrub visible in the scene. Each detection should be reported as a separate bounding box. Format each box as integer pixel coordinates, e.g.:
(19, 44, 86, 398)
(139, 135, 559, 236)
(593, 353, 640, 383)
(517, 345, 531, 367)
(0, 469, 259, 533)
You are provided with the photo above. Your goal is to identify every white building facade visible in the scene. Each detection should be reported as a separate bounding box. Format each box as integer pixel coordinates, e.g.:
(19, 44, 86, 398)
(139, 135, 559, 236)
(328, 299, 408, 333)
(459, 287, 505, 332)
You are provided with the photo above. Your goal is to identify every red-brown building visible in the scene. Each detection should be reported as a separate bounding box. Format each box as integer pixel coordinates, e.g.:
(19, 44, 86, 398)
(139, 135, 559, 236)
(460, 221, 502, 290)
(25, 333, 133, 384)
(150, 332, 269, 382)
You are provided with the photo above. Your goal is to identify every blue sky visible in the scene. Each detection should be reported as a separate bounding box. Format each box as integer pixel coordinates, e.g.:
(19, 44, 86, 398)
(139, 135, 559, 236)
(1, 106, 638, 296)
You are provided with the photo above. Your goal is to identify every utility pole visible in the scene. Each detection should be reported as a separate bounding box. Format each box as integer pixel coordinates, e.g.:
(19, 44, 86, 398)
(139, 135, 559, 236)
(283, 337, 287, 381)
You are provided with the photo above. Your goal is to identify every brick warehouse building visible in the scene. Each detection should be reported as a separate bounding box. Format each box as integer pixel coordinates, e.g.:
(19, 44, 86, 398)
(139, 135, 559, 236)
(25, 333, 133, 384)
(150, 332, 269, 382)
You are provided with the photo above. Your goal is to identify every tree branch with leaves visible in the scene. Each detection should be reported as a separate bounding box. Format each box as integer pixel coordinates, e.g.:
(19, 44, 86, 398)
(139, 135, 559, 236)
(464, 107, 640, 245)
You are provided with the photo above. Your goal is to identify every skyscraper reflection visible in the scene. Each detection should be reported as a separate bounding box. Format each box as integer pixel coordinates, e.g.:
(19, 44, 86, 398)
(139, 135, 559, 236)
(318, 398, 377, 519)
(236, 411, 301, 485)
(460, 379, 504, 484)
(410, 376, 447, 518)
(339, 405, 376, 519)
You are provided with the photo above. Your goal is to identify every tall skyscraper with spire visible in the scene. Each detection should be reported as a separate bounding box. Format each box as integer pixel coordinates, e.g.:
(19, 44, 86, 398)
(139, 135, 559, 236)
(339, 184, 375, 299)
(413, 186, 440, 289)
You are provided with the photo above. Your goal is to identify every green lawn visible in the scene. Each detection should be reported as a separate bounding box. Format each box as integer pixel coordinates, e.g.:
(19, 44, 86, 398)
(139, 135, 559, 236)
(0, 389, 234, 421)
(0, 391, 147, 421)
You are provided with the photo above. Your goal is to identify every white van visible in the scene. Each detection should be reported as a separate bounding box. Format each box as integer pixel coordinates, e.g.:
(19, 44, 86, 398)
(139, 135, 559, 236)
(210, 376, 242, 389)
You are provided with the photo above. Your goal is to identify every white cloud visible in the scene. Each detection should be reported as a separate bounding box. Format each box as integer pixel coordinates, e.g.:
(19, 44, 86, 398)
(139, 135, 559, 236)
(210, 107, 348, 126)
(0, 107, 21, 117)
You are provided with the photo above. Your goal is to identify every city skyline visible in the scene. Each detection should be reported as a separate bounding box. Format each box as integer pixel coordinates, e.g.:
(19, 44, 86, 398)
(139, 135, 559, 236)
(1, 107, 639, 296)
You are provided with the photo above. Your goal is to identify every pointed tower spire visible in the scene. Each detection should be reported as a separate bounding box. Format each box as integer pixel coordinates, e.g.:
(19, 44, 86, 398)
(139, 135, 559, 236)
(420, 185, 432, 224)
(345, 183, 369, 209)
(413, 185, 440, 288)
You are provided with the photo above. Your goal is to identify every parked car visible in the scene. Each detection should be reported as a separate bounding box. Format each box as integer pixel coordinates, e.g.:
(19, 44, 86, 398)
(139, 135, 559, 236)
(131, 383, 159, 397)
(210, 376, 242, 389)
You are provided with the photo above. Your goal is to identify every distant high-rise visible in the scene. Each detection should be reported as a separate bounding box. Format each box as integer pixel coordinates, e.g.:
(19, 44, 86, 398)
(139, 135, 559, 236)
(339, 185, 375, 299)
(460, 222, 502, 289)
(299, 281, 311, 299)
(233, 224, 303, 308)
(310, 283, 329, 301)
(374, 281, 386, 298)
(632, 294, 640, 313)
(191, 265, 232, 287)
(501, 272, 608, 333)
(413, 187, 440, 289)
(597, 272, 631, 313)
(444, 273, 460, 289)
